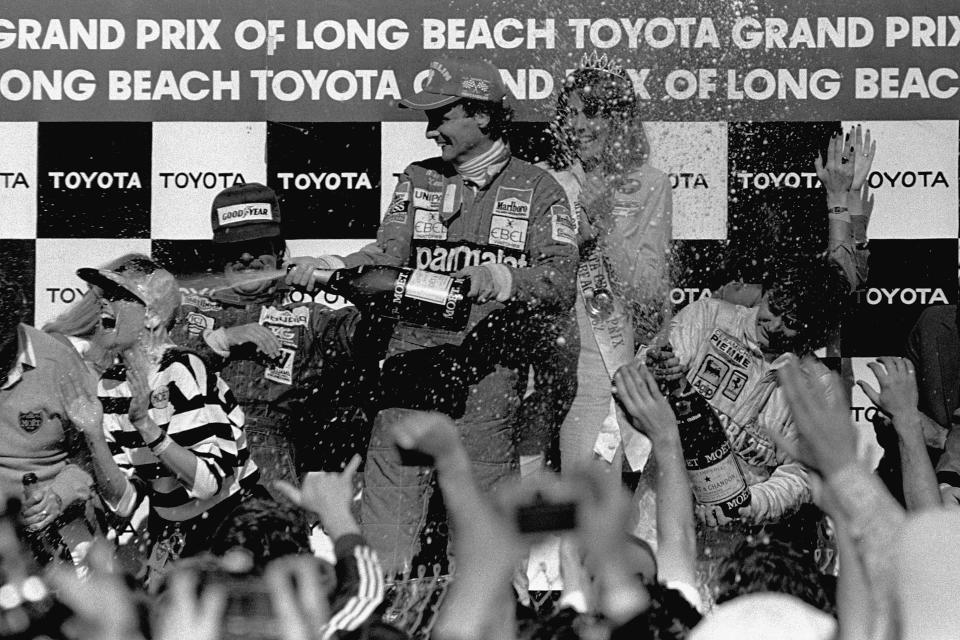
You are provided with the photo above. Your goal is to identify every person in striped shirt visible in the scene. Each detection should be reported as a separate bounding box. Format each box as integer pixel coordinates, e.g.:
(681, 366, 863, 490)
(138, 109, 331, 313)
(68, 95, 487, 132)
(60, 256, 267, 573)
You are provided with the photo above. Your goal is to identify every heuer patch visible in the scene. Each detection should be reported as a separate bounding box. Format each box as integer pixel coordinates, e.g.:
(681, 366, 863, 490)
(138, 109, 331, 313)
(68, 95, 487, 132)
(550, 204, 577, 245)
(267, 325, 298, 343)
(185, 312, 215, 336)
(709, 330, 752, 369)
(150, 386, 170, 409)
(693, 354, 730, 400)
(493, 187, 533, 219)
(413, 187, 442, 210)
(259, 305, 310, 328)
(18, 411, 42, 433)
(488, 215, 528, 250)
(413, 209, 448, 240)
(383, 181, 411, 225)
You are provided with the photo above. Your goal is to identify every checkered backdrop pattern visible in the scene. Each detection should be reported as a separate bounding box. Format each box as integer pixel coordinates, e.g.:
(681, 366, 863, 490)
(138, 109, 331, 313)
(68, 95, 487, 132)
(0, 119, 958, 444)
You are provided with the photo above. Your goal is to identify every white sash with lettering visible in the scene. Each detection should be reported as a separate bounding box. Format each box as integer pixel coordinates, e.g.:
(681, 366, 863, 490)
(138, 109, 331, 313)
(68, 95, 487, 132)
(580, 244, 652, 472)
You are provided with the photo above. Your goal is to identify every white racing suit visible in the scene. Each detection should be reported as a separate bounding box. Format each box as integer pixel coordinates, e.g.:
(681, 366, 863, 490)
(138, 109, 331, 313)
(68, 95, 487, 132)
(635, 298, 829, 576)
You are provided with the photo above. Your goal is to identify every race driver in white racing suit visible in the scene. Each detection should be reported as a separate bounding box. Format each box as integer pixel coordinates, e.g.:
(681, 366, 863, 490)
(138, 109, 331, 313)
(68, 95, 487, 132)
(643, 255, 850, 577)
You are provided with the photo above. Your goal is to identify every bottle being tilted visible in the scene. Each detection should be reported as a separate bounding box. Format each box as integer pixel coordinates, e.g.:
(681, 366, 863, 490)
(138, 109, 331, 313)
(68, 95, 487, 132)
(293, 264, 472, 331)
(661, 346, 752, 519)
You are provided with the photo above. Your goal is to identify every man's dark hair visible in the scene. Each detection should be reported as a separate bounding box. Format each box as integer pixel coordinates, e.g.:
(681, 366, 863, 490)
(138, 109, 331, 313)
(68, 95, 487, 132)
(714, 536, 835, 615)
(459, 97, 514, 142)
(766, 254, 850, 355)
(209, 496, 311, 572)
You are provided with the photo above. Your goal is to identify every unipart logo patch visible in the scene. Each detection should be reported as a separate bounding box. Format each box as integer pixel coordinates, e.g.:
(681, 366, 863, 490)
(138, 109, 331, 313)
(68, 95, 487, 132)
(493, 187, 533, 218)
(413, 187, 442, 210)
(217, 202, 274, 226)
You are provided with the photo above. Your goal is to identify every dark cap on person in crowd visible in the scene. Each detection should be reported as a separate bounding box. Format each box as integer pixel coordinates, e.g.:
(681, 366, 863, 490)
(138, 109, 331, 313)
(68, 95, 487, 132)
(210, 183, 281, 244)
(399, 57, 507, 110)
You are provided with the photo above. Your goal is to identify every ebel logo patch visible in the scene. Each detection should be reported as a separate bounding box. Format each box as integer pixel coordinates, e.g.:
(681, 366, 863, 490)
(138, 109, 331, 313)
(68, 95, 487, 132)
(414, 209, 448, 240)
(493, 187, 533, 218)
(217, 202, 274, 226)
(413, 188, 442, 210)
(185, 312, 215, 336)
(259, 305, 310, 328)
(488, 215, 528, 250)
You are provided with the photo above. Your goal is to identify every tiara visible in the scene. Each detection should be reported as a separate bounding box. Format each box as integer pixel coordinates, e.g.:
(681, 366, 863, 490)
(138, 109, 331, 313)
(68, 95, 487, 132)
(579, 50, 625, 78)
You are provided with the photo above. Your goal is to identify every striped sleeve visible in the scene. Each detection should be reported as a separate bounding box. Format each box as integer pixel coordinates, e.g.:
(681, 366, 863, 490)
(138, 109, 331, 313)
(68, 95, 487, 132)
(160, 354, 235, 495)
(323, 534, 386, 639)
(98, 369, 141, 514)
(99, 368, 137, 479)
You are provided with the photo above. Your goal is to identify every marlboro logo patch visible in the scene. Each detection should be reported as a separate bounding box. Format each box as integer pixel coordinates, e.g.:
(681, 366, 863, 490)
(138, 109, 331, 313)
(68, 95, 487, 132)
(493, 187, 533, 219)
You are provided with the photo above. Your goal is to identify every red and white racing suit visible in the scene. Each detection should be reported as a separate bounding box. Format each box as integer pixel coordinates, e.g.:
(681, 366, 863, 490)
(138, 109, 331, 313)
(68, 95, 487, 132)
(335, 152, 579, 575)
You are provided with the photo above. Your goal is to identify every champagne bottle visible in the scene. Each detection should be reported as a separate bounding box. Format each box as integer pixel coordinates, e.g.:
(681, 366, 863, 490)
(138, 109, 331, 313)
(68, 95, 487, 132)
(21, 474, 56, 565)
(662, 351, 751, 519)
(294, 264, 472, 331)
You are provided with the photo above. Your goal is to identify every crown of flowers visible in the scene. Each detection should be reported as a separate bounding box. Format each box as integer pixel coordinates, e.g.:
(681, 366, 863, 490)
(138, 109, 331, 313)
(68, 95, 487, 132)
(579, 50, 625, 78)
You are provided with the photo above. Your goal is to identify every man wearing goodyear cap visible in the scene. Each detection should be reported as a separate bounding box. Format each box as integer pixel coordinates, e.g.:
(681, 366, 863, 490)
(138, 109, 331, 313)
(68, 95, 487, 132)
(287, 57, 579, 575)
(171, 182, 386, 495)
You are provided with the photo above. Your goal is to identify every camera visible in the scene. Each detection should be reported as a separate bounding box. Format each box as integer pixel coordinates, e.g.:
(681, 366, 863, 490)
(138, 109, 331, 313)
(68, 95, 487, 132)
(515, 492, 578, 533)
